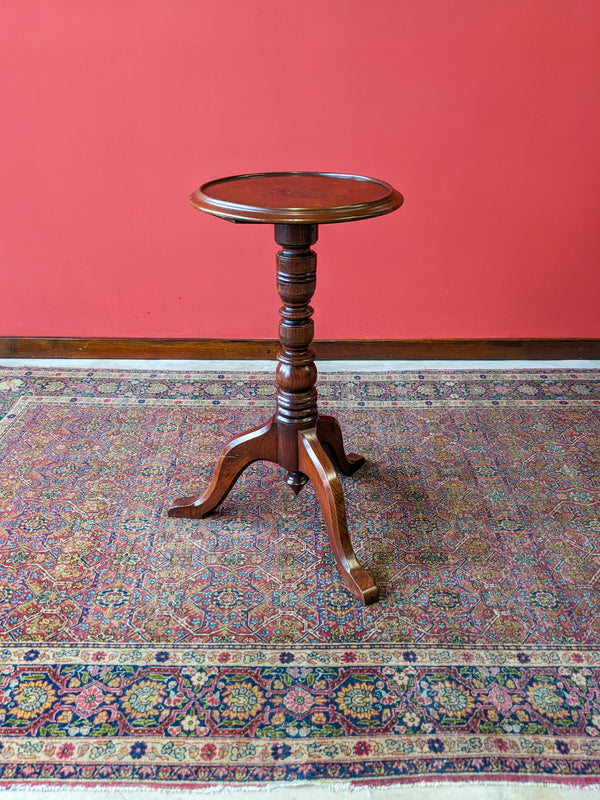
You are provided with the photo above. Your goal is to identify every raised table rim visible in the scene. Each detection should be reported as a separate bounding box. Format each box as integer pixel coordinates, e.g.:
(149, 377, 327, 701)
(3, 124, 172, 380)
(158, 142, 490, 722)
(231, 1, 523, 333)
(189, 171, 404, 224)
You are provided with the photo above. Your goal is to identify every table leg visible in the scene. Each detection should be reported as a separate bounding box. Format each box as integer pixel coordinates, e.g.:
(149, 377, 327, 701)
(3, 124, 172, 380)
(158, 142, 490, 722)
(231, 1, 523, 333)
(317, 414, 366, 476)
(167, 419, 277, 519)
(299, 429, 379, 605)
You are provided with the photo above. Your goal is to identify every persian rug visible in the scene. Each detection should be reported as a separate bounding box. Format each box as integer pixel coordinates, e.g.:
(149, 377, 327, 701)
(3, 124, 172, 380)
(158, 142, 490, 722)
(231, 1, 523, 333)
(0, 365, 599, 790)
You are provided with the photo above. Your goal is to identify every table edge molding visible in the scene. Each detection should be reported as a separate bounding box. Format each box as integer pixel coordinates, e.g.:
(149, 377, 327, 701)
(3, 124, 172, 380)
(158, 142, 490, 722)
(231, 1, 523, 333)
(189, 171, 404, 224)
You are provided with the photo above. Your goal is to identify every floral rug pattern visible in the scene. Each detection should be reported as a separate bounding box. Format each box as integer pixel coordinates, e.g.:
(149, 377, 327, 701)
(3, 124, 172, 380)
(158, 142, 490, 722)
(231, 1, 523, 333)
(0, 367, 599, 787)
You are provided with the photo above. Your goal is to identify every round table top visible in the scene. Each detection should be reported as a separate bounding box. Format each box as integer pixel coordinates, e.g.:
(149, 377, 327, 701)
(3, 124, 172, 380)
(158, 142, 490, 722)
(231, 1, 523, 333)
(189, 172, 403, 224)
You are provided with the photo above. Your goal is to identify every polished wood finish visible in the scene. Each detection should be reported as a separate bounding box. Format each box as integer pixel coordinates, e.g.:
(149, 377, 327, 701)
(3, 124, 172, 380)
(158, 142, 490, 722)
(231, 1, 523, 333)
(2, 338, 598, 360)
(191, 171, 403, 224)
(168, 420, 278, 518)
(169, 172, 407, 605)
(298, 429, 378, 605)
(167, 218, 381, 605)
(317, 414, 366, 476)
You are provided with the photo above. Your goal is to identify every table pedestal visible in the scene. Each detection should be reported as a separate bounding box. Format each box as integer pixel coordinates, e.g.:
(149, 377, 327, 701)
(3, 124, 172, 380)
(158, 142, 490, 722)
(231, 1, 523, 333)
(168, 223, 378, 605)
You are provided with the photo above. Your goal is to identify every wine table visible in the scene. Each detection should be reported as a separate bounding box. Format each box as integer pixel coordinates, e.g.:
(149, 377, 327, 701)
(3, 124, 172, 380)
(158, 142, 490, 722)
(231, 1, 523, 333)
(168, 172, 403, 605)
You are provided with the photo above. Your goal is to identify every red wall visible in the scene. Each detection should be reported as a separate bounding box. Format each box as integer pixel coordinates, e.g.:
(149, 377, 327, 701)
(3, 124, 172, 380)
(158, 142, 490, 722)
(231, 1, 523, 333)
(2, 0, 599, 339)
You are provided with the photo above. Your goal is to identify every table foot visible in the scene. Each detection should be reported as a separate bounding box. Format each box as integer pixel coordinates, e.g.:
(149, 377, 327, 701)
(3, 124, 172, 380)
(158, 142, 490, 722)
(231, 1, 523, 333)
(167, 420, 278, 519)
(317, 414, 366, 476)
(298, 429, 379, 606)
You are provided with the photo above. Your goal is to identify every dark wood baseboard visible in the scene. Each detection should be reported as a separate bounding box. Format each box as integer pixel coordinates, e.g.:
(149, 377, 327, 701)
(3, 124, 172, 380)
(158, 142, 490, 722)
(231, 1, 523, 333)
(0, 337, 598, 360)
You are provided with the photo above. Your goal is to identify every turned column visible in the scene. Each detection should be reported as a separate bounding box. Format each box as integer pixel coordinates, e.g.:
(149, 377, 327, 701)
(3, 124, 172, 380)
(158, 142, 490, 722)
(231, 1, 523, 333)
(274, 223, 319, 494)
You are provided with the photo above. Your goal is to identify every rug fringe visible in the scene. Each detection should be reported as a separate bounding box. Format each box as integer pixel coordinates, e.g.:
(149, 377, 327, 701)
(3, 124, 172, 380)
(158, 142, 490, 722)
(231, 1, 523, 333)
(4, 779, 600, 799)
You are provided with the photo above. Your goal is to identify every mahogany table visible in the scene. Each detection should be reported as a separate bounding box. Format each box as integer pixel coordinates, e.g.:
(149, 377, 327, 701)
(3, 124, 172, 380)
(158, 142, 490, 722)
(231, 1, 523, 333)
(168, 172, 403, 605)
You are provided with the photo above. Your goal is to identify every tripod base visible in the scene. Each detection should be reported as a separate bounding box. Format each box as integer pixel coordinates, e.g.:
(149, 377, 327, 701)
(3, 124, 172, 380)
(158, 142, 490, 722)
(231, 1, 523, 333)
(167, 415, 378, 606)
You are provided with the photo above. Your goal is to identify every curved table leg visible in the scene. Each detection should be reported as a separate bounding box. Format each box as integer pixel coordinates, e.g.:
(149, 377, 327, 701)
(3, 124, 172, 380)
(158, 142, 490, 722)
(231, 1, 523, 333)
(298, 428, 379, 605)
(168, 419, 278, 519)
(317, 414, 365, 476)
